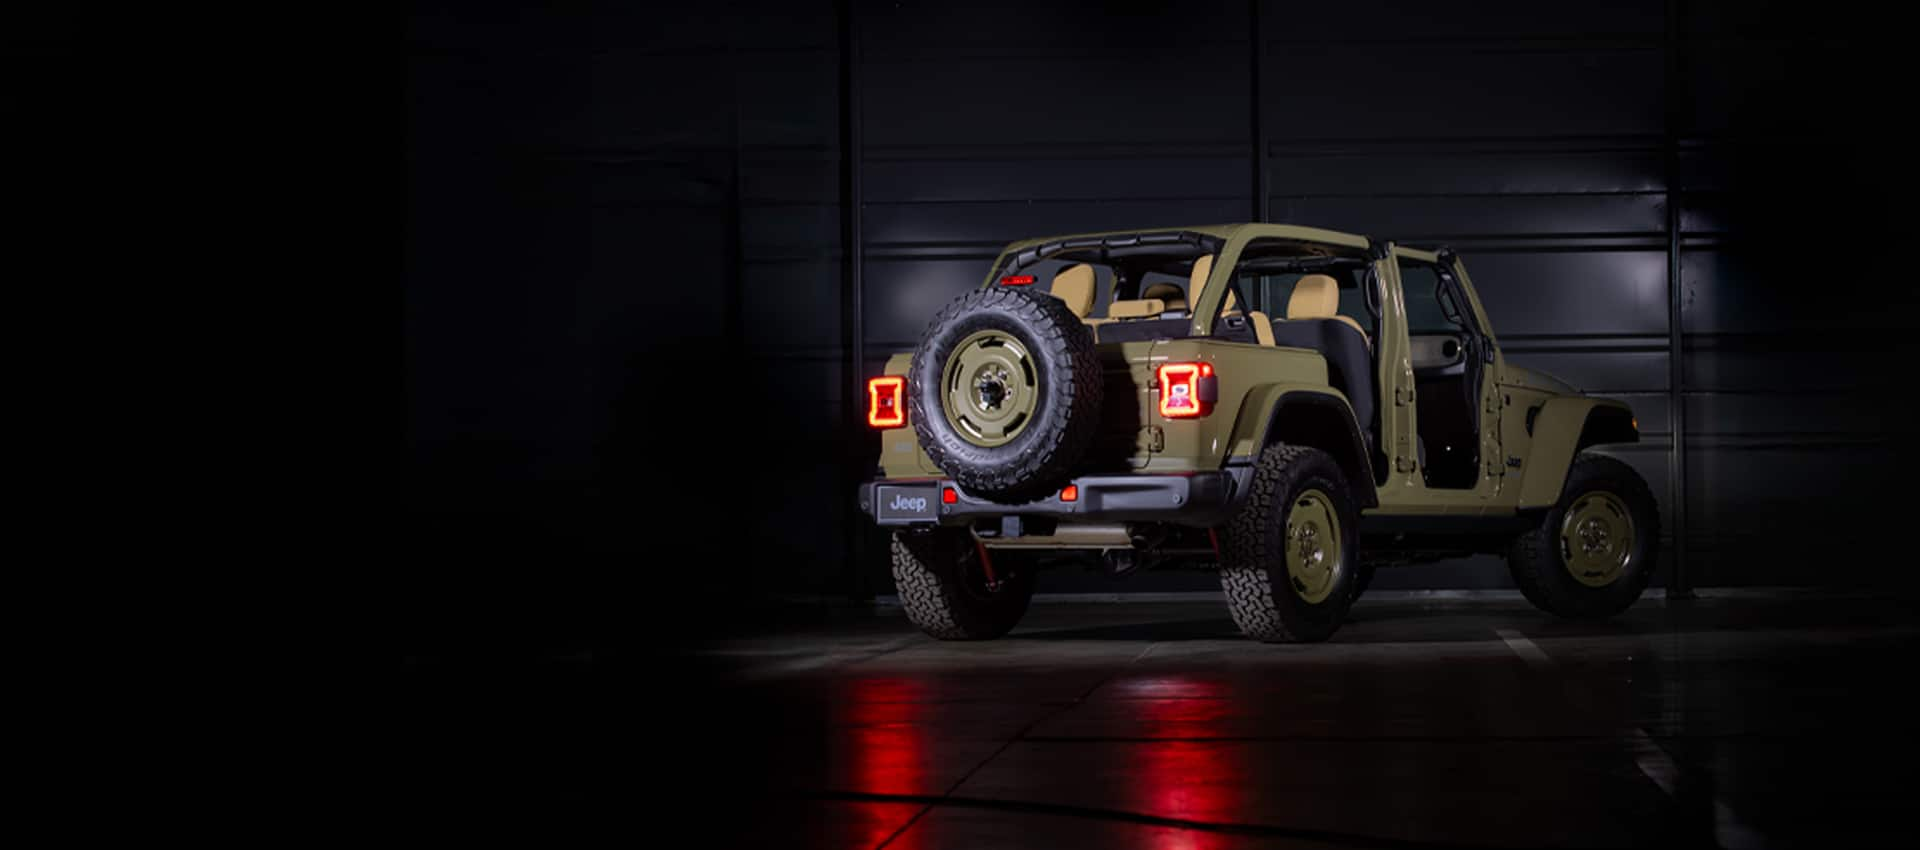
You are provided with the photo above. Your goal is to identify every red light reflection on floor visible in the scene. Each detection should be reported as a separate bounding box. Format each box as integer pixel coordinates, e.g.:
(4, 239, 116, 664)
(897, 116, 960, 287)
(843, 678, 929, 798)
(1124, 677, 1249, 849)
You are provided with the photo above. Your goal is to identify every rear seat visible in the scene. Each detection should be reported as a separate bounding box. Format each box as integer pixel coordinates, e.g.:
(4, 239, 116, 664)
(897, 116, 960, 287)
(1141, 282, 1187, 313)
(1048, 263, 1096, 319)
(1269, 274, 1376, 441)
(1105, 298, 1165, 319)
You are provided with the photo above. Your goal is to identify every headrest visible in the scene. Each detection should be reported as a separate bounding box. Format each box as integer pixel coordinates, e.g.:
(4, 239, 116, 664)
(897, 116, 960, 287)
(1188, 254, 1214, 291)
(1185, 254, 1238, 315)
(1247, 310, 1276, 346)
(1140, 282, 1186, 311)
(1287, 274, 1340, 319)
(1049, 263, 1096, 318)
(1106, 298, 1166, 319)
(1186, 254, 1214, 304)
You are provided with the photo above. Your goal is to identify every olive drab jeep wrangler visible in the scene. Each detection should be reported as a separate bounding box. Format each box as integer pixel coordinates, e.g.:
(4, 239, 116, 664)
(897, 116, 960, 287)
(858, 224, 1658, 642)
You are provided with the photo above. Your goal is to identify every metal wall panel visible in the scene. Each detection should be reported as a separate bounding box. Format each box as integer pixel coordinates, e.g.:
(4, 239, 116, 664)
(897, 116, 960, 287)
(1664, 0, 1910, 583)
(405, 0, 854, 636)
(1468, 252, 1670, 337)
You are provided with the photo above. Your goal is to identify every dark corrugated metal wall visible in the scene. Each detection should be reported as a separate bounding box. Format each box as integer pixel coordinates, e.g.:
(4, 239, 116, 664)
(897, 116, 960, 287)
(406, 0, 1910, 623)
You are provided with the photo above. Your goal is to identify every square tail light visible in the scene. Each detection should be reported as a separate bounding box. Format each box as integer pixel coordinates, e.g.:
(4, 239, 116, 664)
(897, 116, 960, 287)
(1156, 363, 1217, 419)
(867, 376, 906, 428)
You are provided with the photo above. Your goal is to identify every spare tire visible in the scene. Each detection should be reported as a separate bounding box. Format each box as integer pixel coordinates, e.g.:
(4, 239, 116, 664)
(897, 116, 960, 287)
(908, 287, 1103, 503)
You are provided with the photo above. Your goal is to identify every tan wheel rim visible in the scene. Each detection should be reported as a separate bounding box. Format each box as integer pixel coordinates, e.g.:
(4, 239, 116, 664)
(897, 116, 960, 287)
(1559, 491, 1635, 587)
(941, 330, 1038, 447)
(1285, 489, 1344, 604)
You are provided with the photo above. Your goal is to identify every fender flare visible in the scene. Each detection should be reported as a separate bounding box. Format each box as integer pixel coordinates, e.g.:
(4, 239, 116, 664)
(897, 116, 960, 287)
(1516, 397, 1639, 508)
(1226, 384, 1380, 509)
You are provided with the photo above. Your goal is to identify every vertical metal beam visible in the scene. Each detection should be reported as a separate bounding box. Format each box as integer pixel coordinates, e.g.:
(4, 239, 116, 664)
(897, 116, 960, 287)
(723, 26, 745, 356)
(1249, 0, 1267, 223)
(725, 128, 744, 354)
(1664, 0, 1694, 598)
(839, 0, 870, 600)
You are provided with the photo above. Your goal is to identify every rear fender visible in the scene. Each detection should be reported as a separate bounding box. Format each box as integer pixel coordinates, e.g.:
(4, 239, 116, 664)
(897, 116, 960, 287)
(1226, 384, 1379, 509)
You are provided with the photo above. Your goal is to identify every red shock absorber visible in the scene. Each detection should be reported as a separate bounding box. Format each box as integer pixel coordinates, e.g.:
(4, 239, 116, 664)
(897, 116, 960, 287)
(974, 538, 1000, 590)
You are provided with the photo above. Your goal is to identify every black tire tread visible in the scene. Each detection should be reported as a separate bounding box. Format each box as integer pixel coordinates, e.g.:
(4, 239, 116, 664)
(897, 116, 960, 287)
(891, 531, 1035, 640)
(1219, 444, 1358, 642)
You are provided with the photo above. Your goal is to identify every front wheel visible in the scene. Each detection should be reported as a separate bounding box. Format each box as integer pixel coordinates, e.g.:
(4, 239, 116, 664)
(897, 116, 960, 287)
(1218, 444, 1360, 642)
(891, 530, 1036, 640)
(1507, 453, 1661, 619)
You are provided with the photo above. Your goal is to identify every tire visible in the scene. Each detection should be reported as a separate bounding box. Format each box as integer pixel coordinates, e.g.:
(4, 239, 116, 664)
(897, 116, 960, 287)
(908, 287, 1103, 503)
(1507, 453, 1660, 619)
(1353, 562, 1376, 601)
(891, 530, 1036, 640)
(1218, 444, 1360, 642)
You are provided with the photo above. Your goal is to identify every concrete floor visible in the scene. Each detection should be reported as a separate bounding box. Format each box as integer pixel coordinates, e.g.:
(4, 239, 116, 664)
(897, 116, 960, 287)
(400, 590, 1919, 848)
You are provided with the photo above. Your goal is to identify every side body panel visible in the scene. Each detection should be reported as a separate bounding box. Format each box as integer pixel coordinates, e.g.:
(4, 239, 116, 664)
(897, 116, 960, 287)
(1225, 383, 1379, 508)
(1225, 382, 1342, 460)
(1144, 338, 1329, 472)
(1514, 396, 1637, 508)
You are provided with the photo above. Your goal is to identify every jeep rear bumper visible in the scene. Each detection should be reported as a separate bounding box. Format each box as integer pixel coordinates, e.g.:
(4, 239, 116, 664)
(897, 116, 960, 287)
(858, 470, 1247, 529)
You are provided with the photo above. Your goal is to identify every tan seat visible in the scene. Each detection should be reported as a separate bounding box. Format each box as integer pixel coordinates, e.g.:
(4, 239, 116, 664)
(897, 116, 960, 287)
(1105, 298, 1166, 319)
(1049, 263, 1097, 319)
(1271, 273, 1376, 441)
(1185, 254, 1240, 315)
(1247, 310, 1277, 346)
(1287, 274, 1369, 347)
(1140, 282, 1187, 312)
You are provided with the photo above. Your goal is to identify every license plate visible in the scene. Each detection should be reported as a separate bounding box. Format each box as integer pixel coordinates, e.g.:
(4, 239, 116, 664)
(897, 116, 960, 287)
(875, 485, 939, 523)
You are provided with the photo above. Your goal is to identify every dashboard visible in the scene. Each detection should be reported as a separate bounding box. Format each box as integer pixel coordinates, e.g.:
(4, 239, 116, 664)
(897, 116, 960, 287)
(1410, 332, 1468, 378)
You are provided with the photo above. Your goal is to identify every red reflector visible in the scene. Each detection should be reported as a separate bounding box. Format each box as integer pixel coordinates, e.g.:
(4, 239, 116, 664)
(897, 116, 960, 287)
(999, 275, 1036, 286)
(867, 376, 905, 428)
(942, 487, 958, 504)
(1060, 485, 1078, 502)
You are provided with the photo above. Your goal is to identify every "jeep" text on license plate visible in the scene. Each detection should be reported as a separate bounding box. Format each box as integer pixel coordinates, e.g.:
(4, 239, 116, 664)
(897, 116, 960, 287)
(876, 486, 938, 522)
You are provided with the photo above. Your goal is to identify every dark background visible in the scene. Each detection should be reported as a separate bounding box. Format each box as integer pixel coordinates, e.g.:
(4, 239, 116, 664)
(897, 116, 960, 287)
(404, 0, 1913, 656)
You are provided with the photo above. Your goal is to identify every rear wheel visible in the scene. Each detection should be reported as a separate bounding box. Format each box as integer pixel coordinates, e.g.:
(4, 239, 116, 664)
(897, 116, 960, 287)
(1507, 454, 1660, 619)
(1219, 444, 1360, 642)
(891, 530, 1036, 640)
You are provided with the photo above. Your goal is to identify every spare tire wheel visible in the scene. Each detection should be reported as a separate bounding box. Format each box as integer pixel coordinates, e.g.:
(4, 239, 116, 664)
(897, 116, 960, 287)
(908, 287, 1103, 503)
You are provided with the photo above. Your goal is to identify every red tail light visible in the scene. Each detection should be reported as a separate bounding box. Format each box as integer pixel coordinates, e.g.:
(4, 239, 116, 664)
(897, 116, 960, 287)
(999, 275, 1035, 286)
(1157, 363, 1218, 419)
(867, 376, 905, 428)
